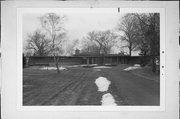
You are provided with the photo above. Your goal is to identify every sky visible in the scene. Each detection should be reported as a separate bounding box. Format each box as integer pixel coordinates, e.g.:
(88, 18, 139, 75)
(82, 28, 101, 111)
(23, 12, 120, 43)
(23, 8, 139, 55)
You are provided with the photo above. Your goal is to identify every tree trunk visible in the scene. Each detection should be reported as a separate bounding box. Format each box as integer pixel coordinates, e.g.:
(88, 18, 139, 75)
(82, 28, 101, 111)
(101, 55, 105, 66)
(53, 55, 60, 73)
(151, 14, 157, 73)
(151, 35, 156, 73)
(128, 42, 132, 56)
(129, 48, 132, 56)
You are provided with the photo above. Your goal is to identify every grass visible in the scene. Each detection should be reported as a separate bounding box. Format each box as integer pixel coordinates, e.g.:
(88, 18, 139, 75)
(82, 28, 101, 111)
(23, 66, 101, 105)
(23, 64, 159, 106)
(129, 66, 160, 82)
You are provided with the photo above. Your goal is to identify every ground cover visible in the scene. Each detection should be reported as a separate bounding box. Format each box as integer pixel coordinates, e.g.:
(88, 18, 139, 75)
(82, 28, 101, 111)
(23, 64, 160, 106)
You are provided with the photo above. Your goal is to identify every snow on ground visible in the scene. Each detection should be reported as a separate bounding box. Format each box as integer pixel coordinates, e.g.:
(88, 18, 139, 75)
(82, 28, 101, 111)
(66, 64, 98, 68)
(95, 77, 111, 92)
(87, 64, 98, 66)
(40, 66, 67, 71)
(95, 77, 117, 106)
(81, 64, 98, 66)
(93, 66, 112, 69)
(66, 65, 79, 68)
(105, 64, 111, 65)
(59, 67, 67, 70)
(134, 64, 141, 67)
(101, 93, 117, 106)
(93, 69, 101, 71)
(123, 64, 141, 71)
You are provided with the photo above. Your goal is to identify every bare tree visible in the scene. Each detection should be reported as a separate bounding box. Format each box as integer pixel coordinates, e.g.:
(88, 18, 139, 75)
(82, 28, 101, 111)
(40, 13, 66, 73)
(98, 30, 118, 54)
(81, 38, 100, 55)
(117, 13, 160, 72)
(117, 14, 140, 56)
(132, 13, 160, 72)
(26, 30, 51, 56)
(83, 30, 117, 55)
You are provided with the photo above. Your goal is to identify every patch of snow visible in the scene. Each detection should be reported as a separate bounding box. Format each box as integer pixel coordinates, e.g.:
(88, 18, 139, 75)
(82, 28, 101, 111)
(40, 67, 52, 70)
(59, 67, 67, 70)
(94, 76, 117, 106)
(94, 69, 101, 71)
(66, 65, 79, 68)
(95, 77, 111, 92)
(101, 93, 117, 106)
(104, 64, 111, 65)
(65, 64, 98, 68)
(90, 64, 98, 66)
(93, 66, 112, 69)
(134, 64, 141, 67)
(81, 64, 98, 67)
(124, 65, 141, 71)
(40, 67, 67, 71)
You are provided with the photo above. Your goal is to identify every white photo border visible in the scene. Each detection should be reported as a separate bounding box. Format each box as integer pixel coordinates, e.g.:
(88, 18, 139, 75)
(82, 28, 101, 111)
(17, 7, 165, 111)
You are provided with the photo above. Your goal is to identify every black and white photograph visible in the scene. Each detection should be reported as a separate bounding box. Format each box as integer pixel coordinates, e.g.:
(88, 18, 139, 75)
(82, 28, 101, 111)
(1, 1, 179, 119)
(21, 8, 161, 106)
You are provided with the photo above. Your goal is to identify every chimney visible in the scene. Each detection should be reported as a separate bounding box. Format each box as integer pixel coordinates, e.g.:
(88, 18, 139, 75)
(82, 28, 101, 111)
(75, 49, 80, 55)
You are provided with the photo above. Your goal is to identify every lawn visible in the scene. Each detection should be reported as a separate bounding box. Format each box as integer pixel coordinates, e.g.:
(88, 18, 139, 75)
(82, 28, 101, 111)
(23, 64, 160, 106)
(23, 66, 103, 105)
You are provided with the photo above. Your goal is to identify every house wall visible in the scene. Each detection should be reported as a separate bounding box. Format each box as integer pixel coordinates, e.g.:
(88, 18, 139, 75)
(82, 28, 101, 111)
(27, 55, 151, 66)
(28, 56, 83, 66)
